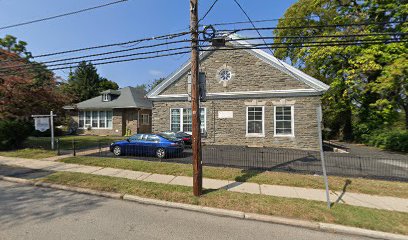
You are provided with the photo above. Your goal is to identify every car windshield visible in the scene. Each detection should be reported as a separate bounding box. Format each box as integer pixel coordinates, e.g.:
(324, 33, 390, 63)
(158, 133, 178, 141)
(175, 132, 190, 138)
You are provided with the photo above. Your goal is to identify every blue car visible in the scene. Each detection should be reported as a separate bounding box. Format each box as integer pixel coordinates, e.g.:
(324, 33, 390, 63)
(110, 133, 184, 158)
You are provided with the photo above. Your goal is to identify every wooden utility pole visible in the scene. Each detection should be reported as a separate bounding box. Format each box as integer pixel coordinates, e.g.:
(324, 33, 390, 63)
(190, 0, 202, 196)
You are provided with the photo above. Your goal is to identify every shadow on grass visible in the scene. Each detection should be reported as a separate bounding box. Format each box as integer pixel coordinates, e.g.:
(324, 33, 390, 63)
(331, 179, 352, 207)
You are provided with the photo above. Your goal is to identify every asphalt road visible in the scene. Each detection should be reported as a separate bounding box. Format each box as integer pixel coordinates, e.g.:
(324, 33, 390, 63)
(0, 181, 373, 240)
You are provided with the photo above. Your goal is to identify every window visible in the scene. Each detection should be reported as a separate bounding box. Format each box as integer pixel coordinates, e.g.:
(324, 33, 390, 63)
(99, 111, 106, 128)
(78, 112, 84, 128)
(106, 111, 113, 128)
(102, 94, 110, 102)
(141, 114, 150, 125)
(170, 109, 181, 132)
(170, 108, 206, 134)
(246, 106, 264, 137)
(78, 110, 113, 129)
(92, 111, 98, 128)
(274, 106, 294, 136)
(85, 112, 91, 126)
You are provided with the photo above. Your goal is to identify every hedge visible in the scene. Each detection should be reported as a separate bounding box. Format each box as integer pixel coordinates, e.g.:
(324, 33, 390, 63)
(362, 130, 408, 152)
(0, 120, 32, 150)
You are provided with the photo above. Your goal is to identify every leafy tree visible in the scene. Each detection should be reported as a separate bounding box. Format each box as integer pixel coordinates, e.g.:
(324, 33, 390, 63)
(147, 78, 165, 92)
(0, 49, 68, 120)
(63, 61, 120, 102)
(99, 77, 119, 92)
(273, 0, 408, 140)
(0, 34, 32, 58)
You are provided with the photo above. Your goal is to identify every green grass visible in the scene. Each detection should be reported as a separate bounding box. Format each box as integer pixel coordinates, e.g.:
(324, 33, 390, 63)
(41, 172, 408, 235)
(0, 148, 56, 159)
(24, 135, 123, 150)
(60, 156, 408, 199)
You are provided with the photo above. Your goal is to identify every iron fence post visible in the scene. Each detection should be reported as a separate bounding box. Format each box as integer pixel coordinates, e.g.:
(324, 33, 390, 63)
(72, 139, 76, 157)
(56, 138, 60, 156)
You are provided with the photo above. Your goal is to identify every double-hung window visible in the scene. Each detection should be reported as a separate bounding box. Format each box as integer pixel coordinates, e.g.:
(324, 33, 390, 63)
(170, 108, 206, 134)
(246, 106, 264, 137)
(274, 106, 294, 137)
(78, 110, 113, 129)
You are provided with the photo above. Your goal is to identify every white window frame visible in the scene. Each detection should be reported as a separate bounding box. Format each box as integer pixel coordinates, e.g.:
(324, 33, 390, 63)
(274, 105, 295, 137)
(78, 110, 113, 129)
(169, 107, 206, 134)
(141, 114, 150, 125)
(102, 94, 110, 102)
(246, 106, 265, 137)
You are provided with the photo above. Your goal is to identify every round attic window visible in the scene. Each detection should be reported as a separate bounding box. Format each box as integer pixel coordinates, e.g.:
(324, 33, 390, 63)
(219, 69, 232, 81)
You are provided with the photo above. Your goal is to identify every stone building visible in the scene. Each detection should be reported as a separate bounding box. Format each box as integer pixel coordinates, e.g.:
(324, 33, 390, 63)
(147, 34, 329, 151)
(65, 87, 152, 136)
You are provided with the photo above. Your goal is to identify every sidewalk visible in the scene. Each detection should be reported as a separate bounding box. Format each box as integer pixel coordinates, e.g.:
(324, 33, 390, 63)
(0, 155, 407, 213)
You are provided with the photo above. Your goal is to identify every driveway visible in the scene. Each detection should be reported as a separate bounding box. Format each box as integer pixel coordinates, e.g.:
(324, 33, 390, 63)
(0, 180, 372, 240)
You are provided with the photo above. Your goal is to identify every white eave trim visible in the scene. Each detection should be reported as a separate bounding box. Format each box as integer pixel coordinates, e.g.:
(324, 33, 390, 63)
(149, 89, 322, 101)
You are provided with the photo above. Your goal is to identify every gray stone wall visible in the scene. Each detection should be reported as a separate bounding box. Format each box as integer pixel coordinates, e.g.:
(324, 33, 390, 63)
(152, 96, 321, 151)
(161, 46, 312, 95)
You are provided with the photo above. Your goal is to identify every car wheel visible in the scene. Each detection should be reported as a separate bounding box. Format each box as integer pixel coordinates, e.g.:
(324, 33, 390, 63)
(156, 148, 166, 159)
(113, 146, 122, 156)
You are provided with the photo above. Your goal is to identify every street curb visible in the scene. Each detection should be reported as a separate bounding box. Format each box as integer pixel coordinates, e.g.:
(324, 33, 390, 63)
(1, 176, 407, 240)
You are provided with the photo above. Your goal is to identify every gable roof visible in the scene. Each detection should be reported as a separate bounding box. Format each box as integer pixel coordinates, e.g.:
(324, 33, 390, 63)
(147, 34, 329, 99)
(73, 87, 152, 110)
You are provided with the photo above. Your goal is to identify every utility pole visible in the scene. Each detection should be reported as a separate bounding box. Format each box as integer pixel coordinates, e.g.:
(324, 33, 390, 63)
(190, 0, 202, 196)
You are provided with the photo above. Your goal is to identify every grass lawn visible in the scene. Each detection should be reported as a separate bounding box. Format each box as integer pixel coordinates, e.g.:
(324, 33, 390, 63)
(0, 148, 56, 159)
(41, 172, 408, 235)
(24, 135, 123, 150)
(60, 156, 408, 198)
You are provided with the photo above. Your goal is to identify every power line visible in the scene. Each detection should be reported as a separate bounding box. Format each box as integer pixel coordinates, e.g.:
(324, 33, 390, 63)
(216, 20, 405, 33)
(1, 38, 405, 75)
(0, 0, 128, 31)
(231, 0, 300, 82)
(198, 0, 219, 23)
(202, 16, 321, 26)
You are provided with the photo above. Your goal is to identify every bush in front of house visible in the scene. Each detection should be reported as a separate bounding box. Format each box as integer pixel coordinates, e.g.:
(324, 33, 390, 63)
(0, 120, 32, 150)
(31, 128, 65, 137)
(362, 130, 408, 152)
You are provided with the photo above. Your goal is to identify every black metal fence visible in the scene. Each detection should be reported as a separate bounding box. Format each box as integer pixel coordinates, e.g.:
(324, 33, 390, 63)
(16, 137, 408, 181)
(91, 143, 408, 181)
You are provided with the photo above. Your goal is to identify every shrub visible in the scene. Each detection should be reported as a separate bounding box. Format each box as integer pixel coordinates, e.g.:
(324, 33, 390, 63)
(362, 130, 408, 152)
(31, 128, 64, 137)
(0, 120, 32, 150)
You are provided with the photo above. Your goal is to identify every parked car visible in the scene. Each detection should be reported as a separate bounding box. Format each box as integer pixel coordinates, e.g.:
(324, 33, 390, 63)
(158, 131, 192, 146)
(110, 134, 184, 158)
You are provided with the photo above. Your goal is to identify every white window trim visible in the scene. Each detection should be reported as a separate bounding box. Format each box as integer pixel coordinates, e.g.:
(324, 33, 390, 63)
(169, 107, 206, 134)
(273, 105, 295, 137)
(141, 114, 150, 125)
(102, 94, 110, 102)
(246, 106, 265, 137)
(78, 110, 113, 130)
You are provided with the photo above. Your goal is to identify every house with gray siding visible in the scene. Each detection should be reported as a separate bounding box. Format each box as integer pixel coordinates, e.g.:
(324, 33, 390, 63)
(65, 87, 152, 136)
(147, 34, 329, 151)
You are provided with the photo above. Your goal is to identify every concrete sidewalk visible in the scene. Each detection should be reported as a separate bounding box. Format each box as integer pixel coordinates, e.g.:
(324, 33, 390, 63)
(0, 155, 407, 213)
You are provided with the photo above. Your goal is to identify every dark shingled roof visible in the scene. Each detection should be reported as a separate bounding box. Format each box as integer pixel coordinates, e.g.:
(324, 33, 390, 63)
(74, 87, 152, 110)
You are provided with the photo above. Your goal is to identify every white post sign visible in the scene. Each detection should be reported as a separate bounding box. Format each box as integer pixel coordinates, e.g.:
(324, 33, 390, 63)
(34, 117, 50, 132)
(317, 105, 331, 208)
(32, 111, 56, 150)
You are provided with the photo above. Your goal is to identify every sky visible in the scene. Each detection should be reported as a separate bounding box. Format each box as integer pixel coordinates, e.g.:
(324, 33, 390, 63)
(0, 0, 297, 88)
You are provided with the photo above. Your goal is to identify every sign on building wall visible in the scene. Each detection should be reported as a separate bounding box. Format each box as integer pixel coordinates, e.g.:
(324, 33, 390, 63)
(218, 111, 233, 119)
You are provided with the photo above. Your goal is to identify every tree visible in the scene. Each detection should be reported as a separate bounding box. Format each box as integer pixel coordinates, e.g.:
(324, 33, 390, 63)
(0, 35, 32, 59)
(0, 49, 68, 120)
(147, 78, 165, 92)
(99, 77, 119, 92)
(62, 61, 120, 102)
(273, 0, 408, 139)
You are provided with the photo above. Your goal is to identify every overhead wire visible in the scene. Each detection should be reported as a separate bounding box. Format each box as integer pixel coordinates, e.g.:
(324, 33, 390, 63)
(0, 0, 129, 30)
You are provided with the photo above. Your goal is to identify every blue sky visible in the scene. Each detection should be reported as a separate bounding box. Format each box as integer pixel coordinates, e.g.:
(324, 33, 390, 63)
(0, 0, 297, 88)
